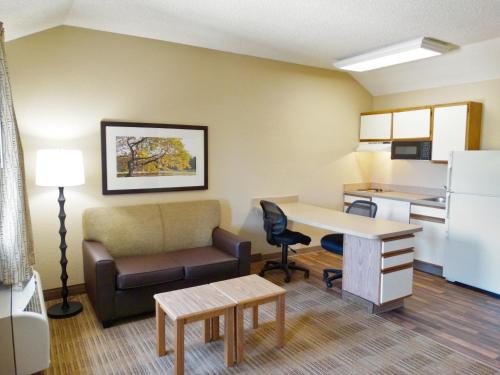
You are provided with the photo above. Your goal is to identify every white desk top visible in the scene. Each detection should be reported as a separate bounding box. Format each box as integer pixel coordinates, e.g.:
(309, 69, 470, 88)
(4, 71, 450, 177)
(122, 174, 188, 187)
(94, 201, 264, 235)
(274, 202, 422, 240)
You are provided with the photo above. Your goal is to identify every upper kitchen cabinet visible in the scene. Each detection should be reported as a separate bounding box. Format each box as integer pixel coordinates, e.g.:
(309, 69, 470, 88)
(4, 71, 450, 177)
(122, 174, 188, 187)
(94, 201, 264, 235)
(431, 102, 482, 162)
(392, 108, 431, 140)
(359, 113, 392, 141)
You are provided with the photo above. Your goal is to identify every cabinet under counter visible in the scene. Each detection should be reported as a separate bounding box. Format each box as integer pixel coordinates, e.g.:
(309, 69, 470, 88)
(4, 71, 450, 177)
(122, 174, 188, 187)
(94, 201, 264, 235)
(410, 203, 447, 276)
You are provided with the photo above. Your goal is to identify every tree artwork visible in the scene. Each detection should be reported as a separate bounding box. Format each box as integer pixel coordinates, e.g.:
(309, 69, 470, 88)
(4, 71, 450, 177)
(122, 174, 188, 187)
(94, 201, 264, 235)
(115, 136, 195, 177)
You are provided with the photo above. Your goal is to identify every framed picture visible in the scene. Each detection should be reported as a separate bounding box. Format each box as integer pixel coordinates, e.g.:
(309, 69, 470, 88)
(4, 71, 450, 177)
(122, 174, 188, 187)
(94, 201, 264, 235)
(101, 121, 208, 195)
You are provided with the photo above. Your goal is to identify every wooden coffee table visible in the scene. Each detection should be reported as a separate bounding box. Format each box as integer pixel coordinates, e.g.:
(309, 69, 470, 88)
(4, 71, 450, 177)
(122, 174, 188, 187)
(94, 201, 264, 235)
(211, 274, 286, 363)
(154, 284, 236, 375)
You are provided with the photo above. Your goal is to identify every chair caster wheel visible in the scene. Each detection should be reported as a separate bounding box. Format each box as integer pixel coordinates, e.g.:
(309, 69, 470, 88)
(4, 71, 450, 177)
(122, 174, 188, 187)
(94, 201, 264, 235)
(284, 276, 291, 283)
(326, 281, 333, 289)
(305, 271, 310, 279)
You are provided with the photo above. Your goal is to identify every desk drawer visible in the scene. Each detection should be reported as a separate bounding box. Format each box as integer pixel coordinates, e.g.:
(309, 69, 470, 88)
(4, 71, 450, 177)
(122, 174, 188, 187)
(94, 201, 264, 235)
(382, 235, 414, 254)
(380, 267, 413, 304)
(382, 251, 414, 269)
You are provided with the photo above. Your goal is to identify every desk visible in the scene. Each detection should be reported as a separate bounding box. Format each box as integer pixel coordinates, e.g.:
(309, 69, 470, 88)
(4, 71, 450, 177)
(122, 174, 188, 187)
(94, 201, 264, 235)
(254, 196, 422, 313)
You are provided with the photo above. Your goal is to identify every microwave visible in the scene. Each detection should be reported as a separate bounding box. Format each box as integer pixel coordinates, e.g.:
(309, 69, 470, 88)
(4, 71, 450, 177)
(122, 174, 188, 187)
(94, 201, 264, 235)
(391, 141, 432, 160)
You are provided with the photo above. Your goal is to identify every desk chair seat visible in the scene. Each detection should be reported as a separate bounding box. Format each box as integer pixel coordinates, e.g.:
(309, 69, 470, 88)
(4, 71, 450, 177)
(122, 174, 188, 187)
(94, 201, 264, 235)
(259, 200, 311, 283)
(320, 233, 343, 254)
(322, 200, 377, 288)
(274, 230, 311, 246)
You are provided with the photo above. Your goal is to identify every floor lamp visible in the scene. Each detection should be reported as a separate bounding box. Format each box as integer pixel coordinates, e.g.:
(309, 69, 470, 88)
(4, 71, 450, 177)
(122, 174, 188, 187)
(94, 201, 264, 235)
(36, 149, 85, 318)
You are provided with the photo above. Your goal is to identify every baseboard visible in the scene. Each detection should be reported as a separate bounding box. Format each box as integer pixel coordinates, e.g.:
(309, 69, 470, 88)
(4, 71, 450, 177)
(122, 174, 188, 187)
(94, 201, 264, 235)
(250, 253, 263, 262)
(44, 283, 86, 301)
(252, 246, 322, 262)
(413, 260, 443, 277)
(447, 281, 500, 299)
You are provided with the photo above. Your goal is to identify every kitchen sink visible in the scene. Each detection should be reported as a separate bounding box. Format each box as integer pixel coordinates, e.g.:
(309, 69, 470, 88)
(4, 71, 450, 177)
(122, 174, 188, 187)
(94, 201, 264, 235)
(423, 197, 446, 203)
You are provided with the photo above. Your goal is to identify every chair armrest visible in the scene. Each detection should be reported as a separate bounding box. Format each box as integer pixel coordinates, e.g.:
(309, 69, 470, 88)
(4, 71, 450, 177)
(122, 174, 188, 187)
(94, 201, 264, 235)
(82, 240, 116, 323)
(213, 228, 251, 276)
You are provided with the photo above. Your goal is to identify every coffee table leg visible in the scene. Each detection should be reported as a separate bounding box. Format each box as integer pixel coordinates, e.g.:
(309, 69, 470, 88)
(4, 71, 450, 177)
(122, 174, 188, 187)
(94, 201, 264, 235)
(204, 319, 211, 343)
(276, 294, 285, 348)
(224, 309, 234, 366)
(252, 305, 259, 329)
(211, 316, 220, 341)
(236, 305, 245, 363)
(175, 319, 185, 375)
(156, 301, 167, 356)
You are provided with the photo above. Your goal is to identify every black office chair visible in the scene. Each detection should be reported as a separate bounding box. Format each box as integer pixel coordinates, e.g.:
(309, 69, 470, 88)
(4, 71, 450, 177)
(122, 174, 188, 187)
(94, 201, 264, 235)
(322, 200, 377, 288)
(258, 200, 311, 282)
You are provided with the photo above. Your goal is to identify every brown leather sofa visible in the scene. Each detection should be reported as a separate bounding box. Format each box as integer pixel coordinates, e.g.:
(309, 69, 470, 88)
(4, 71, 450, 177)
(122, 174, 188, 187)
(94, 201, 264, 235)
(82, 200, 251, 327)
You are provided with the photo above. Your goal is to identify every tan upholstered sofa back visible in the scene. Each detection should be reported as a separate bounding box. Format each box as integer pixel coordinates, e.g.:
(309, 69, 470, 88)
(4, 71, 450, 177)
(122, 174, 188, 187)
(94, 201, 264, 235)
(82, 200, 221, 257)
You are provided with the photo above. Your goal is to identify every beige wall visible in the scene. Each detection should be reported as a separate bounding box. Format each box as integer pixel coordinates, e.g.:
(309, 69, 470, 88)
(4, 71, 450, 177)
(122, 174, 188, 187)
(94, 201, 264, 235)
(371, 78, 500, 188)
(6, 26, 372, 289)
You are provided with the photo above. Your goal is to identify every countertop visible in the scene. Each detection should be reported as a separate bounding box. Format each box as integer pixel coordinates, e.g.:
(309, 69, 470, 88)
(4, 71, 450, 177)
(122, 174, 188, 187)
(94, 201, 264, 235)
(344, 190, 446, 208)
(273, 202, 422, 240)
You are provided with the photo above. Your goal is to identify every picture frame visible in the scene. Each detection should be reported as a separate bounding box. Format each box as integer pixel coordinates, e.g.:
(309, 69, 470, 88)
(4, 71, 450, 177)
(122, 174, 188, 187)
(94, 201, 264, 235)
(101, 121, 208, 195)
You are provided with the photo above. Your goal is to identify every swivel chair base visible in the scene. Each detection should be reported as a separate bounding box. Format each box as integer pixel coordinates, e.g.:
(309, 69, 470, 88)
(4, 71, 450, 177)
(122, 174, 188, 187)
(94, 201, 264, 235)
(323, 268, 342, 288)
(259, 245, 309, 283)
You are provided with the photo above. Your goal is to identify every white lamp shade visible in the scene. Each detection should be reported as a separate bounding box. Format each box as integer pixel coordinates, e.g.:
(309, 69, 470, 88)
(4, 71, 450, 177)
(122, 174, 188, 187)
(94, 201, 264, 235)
(36, 149, 85, 187)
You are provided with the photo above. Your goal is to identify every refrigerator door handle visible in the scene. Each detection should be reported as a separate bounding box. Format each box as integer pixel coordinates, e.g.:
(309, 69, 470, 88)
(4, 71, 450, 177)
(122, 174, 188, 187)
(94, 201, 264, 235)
(446, 153, 453, 192)
(446, 192, 451, 220)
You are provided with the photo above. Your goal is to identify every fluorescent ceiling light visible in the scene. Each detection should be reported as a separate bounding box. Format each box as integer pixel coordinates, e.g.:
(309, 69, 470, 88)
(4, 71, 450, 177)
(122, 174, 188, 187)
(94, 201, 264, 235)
(334, 37, 456, 72)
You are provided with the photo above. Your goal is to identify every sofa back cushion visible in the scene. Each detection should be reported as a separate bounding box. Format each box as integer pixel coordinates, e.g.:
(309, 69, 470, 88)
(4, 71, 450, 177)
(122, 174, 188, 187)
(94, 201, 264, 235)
(83, 204, 163, 257)
(159, 200, 220, 252)
(83, 200, 221, 257)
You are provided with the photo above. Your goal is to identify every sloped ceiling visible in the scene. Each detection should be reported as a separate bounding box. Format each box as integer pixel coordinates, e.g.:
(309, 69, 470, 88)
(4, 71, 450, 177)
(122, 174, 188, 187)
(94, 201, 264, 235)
(1, 0, 500, 95)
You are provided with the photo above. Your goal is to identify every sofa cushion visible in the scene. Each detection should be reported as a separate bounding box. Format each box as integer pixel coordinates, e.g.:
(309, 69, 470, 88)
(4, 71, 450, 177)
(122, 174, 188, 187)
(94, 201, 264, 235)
(159, 200, 220, 252)
(115, 253, 184, 290)
(83, 204, 163, 257)
(168, 246, 238, 280)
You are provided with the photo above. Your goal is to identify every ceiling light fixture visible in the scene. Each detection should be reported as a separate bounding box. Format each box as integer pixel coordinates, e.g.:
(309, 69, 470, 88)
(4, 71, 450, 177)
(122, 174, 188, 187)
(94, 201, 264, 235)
(334, 37, 456, 72)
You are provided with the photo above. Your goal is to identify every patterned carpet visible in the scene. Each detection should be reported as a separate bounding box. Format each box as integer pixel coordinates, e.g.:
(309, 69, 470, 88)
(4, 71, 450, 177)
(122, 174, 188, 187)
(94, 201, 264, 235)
(46, 280, 498, 374)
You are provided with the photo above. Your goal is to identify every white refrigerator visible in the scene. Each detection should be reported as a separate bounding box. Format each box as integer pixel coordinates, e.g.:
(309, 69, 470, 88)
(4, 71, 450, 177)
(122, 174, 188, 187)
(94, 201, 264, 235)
(444, 151, 500, 295)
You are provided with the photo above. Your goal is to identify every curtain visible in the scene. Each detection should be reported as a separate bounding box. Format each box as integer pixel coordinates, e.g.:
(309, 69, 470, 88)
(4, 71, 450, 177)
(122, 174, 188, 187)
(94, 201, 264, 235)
(0, 23, 34, 285)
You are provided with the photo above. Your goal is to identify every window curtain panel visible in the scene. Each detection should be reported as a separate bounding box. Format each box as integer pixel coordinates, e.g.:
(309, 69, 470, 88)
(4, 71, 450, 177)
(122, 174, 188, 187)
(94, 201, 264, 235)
(0, 23, 34, 285)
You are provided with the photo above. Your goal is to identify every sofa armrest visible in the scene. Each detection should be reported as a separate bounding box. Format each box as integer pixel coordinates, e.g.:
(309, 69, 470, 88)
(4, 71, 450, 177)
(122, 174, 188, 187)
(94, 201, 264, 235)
(82, 240, 116, 324)
(213, 228, 251, 276)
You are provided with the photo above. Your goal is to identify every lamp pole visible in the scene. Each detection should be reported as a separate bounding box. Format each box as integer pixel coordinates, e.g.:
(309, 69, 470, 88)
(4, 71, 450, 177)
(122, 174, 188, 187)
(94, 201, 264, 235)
(36, 149, 85, 319)
(47, 186, 83, 318)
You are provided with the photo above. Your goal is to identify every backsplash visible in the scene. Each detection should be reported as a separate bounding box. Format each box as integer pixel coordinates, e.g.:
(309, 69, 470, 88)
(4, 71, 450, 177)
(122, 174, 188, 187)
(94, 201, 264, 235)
(344, 182, 445, 197)
(367, 152, 448, 190)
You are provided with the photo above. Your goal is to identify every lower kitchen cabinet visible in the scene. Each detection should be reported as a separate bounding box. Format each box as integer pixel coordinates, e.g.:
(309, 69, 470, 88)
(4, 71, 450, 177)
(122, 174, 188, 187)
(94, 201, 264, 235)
(410, 204, 447, 270)
(343, 194, 371, 212)
(371, 197, 410, 223)
(343, 193, 448, 274)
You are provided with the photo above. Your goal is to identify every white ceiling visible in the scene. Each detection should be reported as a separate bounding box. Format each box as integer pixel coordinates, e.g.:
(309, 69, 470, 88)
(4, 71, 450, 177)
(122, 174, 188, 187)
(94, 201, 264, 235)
(2, 0, 500, 95)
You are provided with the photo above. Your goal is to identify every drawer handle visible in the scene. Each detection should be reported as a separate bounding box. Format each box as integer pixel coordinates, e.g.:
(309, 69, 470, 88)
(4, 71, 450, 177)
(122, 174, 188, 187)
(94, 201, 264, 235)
(382, 248, 414, 258)
(410, 213, 445, 224)
(381, 262, 413, 274)
(382, 234, 415, 242)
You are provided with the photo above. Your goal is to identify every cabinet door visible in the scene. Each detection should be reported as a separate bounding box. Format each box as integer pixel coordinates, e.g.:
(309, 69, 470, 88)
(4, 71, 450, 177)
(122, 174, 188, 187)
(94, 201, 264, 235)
(344, 194, 370, 212)
(360, 113, 392, 141)
(410, 219, 447, 266)
(393, 109, 431, 139)
(371, 197, 410, 223)
(432, 105, 468, 162)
